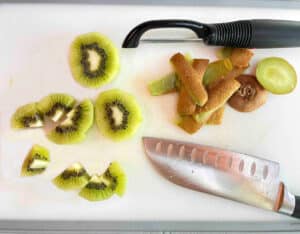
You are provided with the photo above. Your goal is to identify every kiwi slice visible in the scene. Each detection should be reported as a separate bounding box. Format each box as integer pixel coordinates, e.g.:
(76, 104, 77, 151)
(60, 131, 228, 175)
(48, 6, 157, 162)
(105, 162, 126, 196)
(256, 57, 297, 94)
(95, 89, 142, 141)
(47, 99, 94, 144)
(79, 174, 115, 201)
(21, 145, 50, 176)
(11, 103, 44, 129)
(37, 93, 76, 122)
(53, 162, 90, 190)
(69, 32, 119, 88)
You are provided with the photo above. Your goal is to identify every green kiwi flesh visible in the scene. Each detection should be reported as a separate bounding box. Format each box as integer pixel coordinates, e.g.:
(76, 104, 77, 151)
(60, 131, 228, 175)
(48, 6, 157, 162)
(47, 99, 94, 144)
(37, 93, 76, 122)
(105, 162, 126, 196)
(69, 32, 119, 88)
(21, 145, 50, 176)
(95, 89, 142, 141)
(11, 103, 44, 129)
(148, 73, 178, 96)
(53, 162, 90, 190)
(79, 174, 115, 201)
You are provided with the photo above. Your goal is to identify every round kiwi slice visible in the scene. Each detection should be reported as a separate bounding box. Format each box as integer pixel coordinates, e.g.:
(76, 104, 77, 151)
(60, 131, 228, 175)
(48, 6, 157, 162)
(11, 103, 44, 129)
(21, 145, 50, 177)
(69, 32, 119, 88)
(105, 162, 126, 197)
(79, 174, 115, 202)
(37, 93, 76, 122)
(53, 162, 90, 190)
(47, 99, 94, 144)
(256, 57, 297, 94)
(95, 89, 142, 141)
(228, 75, 267, 112)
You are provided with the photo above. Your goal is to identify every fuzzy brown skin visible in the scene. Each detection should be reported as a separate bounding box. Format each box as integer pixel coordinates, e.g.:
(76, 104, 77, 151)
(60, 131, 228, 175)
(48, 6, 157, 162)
(230, 48, 253, 68)
(206, 106, 225, 125)
(228, 75, 267, 112)
(196, 78, 241, 114)
(171, 53, 208, 106)
(178, 116, 204, 134)
(177, 59, 209, 115)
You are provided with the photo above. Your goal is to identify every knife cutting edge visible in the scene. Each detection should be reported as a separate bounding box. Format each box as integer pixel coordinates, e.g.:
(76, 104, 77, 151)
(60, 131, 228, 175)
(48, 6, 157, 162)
(122, 19, 300, 48)
(143, 137, 300, 219)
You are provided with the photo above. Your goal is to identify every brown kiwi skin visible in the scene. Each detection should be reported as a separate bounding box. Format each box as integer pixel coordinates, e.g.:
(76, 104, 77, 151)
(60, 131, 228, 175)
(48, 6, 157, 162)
(228, 75, 267, 112)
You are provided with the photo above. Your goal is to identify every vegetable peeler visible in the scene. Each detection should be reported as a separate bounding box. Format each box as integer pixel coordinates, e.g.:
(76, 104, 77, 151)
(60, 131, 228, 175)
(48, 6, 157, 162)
(122, 19, 300, 48)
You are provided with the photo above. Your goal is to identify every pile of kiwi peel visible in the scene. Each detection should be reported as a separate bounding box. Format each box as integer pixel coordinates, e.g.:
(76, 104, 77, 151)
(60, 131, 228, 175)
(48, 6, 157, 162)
(11, 94, 94, 144)
(53, 161, 126, 202)
(69, 32, 120, 89)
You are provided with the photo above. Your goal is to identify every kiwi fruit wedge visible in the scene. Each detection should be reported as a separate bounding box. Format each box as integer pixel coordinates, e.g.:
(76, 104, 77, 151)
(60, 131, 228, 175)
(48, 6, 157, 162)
(37, 93, 76, 122)
(11, 103, 44, 129)
(69, 32, 119, 88)
(47, 99, 94, 144)
(104, 162, 126, 196)
(79, 174, 115, 201)
(95, 89, 142, 141)
(53, 162, 90, 190)
(148, 73, 178, 96)
(21, 145, 50, 176)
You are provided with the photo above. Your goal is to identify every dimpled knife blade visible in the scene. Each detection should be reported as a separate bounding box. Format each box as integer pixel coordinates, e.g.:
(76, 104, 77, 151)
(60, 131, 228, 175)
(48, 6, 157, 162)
(143, 137, 297, 217)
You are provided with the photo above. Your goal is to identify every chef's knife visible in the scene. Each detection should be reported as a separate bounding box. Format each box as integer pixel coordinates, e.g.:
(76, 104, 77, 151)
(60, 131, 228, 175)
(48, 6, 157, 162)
(143, 137, 300, 219)
(122, 19, 300, 48)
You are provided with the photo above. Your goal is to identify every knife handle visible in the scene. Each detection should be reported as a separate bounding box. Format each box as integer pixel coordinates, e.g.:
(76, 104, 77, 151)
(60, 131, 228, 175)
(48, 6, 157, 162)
(205, 19, 300, 48)
(292, 196, 300, 218)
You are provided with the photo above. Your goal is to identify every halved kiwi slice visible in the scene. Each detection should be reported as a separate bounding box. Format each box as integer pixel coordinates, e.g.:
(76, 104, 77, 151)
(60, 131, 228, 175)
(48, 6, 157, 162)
(69, 32, 119, 88)
(47, 99, 94, 144)
(95, 89, 142, 141)
(53, 162, 90, 190)
(79, 174, 115, 201)
(256, 57, 297, 94)
(11, 103, 44, 129)
(21, 145, 50, 176)
(37, 93, 76, 122)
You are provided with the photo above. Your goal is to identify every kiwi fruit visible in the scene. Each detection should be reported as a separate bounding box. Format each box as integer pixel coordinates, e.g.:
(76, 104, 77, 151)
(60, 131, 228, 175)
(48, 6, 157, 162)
(79, 174, 115, 201)
(228, 75, 267, 112)
(104, 162, 126, 196)
(69, 32, 119, 88)
(256, 57, 297, 94)
(148, 73, 178, 96)
(95, 89, 142, 141)
(37, 93, 76, 122)
(47, 99, 94, 144)
(21, 145, 50, 176)
(11, 103, 44, 129)
(53, 162, 90, 190)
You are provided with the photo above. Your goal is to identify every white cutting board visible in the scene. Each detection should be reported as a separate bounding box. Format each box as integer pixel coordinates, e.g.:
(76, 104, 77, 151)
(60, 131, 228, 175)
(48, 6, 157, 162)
(0, 3, 300, 222)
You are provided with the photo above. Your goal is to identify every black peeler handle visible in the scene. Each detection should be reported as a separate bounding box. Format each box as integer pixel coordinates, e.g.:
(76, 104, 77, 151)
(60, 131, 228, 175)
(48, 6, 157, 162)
(122, 19, 300, 48)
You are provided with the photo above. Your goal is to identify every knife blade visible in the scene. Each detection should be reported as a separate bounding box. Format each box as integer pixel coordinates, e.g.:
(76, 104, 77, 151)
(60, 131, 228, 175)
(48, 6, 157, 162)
(143, 137, 299, 218)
